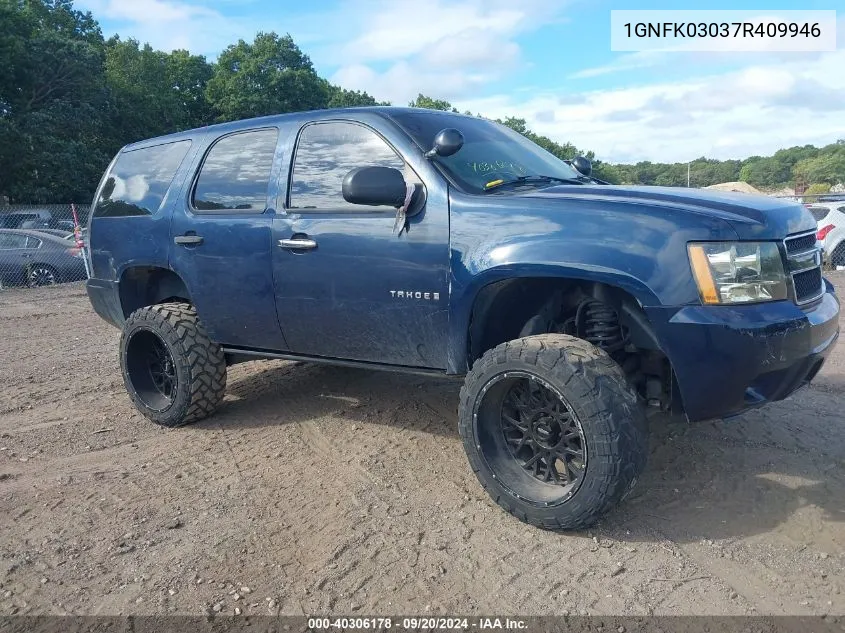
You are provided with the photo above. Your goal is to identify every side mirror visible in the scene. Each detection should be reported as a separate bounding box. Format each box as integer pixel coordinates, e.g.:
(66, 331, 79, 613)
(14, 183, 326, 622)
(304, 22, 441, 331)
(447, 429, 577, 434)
(424, 128, 464, 159)
(571, 156, 592, 177)
(342, 166, 407, 207)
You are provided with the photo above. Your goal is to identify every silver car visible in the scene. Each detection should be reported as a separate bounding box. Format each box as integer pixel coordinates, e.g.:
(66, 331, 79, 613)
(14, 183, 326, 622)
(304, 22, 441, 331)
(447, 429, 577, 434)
(808, 202, 845, 268)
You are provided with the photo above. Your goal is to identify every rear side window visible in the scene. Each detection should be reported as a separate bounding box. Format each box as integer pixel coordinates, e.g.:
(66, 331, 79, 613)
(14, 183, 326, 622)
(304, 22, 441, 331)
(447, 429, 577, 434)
(808, 206, 830, 222)
(0, 234, 27, 248)
(193, 128, 278, 212)
(94, 140, 192, 218)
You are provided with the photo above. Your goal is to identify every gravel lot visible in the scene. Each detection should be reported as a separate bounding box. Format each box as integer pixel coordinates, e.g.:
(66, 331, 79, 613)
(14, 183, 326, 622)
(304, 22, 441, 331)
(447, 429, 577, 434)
(0, 277, 843, 617)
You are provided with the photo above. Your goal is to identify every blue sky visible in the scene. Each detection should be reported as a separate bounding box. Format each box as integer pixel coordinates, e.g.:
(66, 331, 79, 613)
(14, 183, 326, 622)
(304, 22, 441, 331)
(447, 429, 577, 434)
(77, 0, 843, 164)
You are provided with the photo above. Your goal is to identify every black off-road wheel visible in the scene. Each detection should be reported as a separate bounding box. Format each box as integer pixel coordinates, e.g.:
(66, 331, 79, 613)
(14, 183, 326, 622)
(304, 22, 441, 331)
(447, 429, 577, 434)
(120, 302, 227, 427)
(459, 334, 648, 530)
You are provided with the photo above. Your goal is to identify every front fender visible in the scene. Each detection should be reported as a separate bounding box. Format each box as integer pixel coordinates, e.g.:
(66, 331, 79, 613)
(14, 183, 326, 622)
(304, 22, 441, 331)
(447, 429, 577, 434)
(444, 190, 740, 373)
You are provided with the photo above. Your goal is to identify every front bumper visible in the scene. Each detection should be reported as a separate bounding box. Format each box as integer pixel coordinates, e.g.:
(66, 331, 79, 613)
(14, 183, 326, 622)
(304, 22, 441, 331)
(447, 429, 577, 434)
(646, 280, 840, 421)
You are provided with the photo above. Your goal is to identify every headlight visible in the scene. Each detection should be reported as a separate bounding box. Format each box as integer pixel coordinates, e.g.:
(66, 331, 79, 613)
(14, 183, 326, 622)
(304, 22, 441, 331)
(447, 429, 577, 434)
(688, 242, 788, 304)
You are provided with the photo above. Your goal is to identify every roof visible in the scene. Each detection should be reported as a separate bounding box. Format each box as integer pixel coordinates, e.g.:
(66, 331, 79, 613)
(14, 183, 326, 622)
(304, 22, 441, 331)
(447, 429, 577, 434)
(123, 107, 476, 151)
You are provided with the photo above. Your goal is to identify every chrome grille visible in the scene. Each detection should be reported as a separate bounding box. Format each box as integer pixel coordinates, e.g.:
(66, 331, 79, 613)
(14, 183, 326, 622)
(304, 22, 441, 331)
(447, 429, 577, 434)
(783, 230, 823, 304)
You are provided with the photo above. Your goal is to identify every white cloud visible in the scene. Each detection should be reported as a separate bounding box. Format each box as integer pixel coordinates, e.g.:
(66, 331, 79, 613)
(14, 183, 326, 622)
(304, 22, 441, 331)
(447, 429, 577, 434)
(76, 0, 256, 54)
(76, 0, 844, 164)
(79, 0, 567, 104)
(326, 0, 569, 105)
(568, 51, 667, 79)
(455, 49, 845, 163)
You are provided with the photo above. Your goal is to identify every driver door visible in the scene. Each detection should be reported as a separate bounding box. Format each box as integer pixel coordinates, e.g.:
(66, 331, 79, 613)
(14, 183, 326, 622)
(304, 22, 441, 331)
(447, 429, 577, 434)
(271, 120, 449, 368)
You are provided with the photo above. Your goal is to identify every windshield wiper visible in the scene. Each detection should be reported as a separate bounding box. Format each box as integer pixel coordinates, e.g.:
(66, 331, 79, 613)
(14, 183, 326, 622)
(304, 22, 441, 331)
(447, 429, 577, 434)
(483, 175, 585, 192)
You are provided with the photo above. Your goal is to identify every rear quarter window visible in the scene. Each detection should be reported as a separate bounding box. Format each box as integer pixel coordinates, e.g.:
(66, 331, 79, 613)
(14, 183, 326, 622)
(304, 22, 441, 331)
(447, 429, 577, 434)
(0, 234, 27, 248)
(94, 140, 192, 218)
(808, 206, 830, 222)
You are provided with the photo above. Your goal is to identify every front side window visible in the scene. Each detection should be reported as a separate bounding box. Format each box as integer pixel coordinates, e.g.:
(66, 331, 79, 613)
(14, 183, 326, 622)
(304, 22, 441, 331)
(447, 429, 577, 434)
(289, 122, 405, 210)
(94, 140, 192, 218)
(193, 128, 279, 211)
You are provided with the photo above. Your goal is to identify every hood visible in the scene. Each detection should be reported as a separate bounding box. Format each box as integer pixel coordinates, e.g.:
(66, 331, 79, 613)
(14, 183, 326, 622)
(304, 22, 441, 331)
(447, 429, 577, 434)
(525, 184, 815, 240)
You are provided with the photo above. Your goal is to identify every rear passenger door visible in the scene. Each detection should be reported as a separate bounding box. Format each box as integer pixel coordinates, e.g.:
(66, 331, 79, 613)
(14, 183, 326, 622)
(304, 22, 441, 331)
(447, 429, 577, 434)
(169, 127, 288, 351)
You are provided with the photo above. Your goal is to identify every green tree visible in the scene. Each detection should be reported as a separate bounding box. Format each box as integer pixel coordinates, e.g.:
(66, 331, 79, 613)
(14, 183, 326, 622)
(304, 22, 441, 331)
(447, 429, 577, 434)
(165, 49, 214, 127)
(327, 85, 387, 108)
(0, 0, 109, 202)
(105, 38, 184, 139)
(206, 32, 329, 121)
(793, 151, 845, 186)
(103, 39, 214, 140)
(408, 94, 458, 112)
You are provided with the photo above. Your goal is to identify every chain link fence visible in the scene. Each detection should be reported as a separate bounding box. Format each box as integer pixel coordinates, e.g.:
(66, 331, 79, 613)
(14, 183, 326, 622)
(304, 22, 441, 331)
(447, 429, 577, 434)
(0, 204, 91, 290)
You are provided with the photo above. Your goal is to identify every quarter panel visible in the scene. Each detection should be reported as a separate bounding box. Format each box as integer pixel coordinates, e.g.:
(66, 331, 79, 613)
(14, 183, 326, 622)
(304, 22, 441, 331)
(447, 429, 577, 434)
(89, 136, 205, 283)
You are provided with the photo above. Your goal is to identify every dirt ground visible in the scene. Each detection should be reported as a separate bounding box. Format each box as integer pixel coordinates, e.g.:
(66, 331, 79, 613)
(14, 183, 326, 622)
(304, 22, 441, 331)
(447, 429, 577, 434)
(0, 276, 843, 618)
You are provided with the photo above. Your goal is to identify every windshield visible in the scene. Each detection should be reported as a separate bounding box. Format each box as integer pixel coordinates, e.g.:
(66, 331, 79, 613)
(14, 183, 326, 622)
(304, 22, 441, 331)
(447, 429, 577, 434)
(388, 111, 584, 193)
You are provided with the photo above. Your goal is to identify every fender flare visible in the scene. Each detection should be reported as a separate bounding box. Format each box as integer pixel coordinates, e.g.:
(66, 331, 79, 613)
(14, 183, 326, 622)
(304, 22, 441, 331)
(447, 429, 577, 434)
(446, 263, 662, 374)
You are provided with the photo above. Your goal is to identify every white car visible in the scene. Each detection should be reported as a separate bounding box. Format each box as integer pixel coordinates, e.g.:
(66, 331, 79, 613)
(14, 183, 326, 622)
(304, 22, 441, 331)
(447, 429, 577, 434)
(808, 202, 845, 268)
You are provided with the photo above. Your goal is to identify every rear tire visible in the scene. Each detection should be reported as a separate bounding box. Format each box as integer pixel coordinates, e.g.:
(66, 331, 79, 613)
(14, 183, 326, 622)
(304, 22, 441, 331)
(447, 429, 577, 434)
(120, 303, 227, 427)
(459, 334, 648, 530)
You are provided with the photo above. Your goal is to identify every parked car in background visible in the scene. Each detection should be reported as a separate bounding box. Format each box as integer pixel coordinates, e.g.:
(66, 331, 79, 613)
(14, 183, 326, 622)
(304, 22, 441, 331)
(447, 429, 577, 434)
(56, 220, 78, 232)
(0, 228, 87, 287)
(809, 203, 845, 268)
(0, 209, 54, 230)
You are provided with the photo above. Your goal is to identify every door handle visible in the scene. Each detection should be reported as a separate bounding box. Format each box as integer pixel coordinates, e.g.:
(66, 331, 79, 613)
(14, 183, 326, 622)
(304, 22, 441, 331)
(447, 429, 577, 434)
(278, 238, 317, 251)
(174, 235, 203, 245)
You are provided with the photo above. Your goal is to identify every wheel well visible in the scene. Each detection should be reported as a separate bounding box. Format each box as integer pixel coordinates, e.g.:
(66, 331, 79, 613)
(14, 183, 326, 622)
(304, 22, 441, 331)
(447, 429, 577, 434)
(118, 266, 191, 317)
(467, 277, 679, 412)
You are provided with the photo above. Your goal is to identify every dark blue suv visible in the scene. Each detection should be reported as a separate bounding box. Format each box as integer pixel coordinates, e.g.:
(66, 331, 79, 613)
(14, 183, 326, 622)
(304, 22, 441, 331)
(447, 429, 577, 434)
(86, 107, 840, 529)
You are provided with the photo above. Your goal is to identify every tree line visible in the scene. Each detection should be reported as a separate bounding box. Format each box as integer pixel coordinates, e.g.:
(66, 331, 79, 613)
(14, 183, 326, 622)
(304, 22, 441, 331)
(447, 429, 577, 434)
(1, 0, 843, 204)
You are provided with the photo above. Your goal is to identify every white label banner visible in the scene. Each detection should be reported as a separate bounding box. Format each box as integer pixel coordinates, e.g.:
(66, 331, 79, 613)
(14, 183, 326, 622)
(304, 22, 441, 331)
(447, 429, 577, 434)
(610, 10, 837, 52)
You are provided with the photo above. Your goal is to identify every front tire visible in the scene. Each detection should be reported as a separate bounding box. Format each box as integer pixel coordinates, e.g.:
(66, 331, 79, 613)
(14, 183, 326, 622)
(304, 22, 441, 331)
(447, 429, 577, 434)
(120, 303, 227, 427)
(459, 334, 647, 530)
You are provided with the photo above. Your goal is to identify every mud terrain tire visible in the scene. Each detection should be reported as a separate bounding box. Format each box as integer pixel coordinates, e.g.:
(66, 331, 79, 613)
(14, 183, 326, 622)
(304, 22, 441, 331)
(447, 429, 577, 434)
(459, 334, 647, 530)
(120, 302, 226, 427)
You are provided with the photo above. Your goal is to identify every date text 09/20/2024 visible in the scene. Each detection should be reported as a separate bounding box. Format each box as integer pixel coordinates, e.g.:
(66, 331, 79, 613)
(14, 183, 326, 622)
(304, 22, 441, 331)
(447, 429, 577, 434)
(307, 617, 527, 630)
